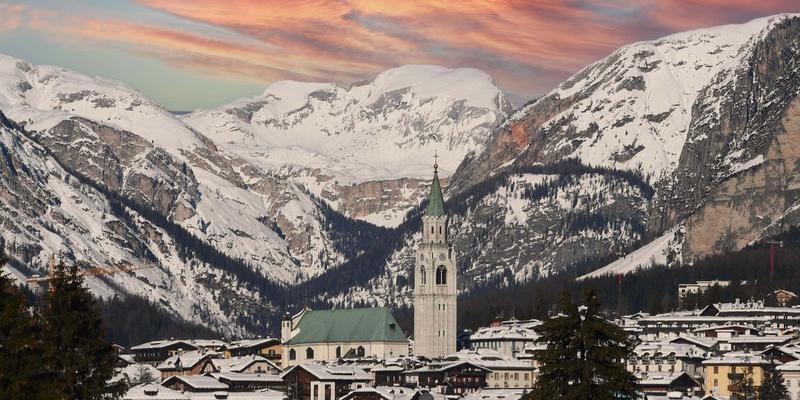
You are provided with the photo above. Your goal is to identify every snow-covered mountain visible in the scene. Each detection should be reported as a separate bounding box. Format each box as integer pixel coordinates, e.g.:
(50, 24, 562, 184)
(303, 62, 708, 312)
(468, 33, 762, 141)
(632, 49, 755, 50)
(307, 14, 800, 306)
(0, 55, 513, 333)
(183, 65, 512, 226)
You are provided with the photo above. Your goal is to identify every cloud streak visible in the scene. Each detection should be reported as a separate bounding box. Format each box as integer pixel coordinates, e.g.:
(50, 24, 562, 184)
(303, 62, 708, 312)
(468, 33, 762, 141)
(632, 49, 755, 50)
(4, 1, 798, 104)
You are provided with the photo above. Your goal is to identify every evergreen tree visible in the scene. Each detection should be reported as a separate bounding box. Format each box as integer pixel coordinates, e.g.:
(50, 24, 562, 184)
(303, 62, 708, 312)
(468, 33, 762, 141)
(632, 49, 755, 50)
(759, 363, 790, 400)
(0, 247, 50, 399)
(529, 289, 637, 400)
(731, 369, 758, 400)
(41, 262, 126, 399)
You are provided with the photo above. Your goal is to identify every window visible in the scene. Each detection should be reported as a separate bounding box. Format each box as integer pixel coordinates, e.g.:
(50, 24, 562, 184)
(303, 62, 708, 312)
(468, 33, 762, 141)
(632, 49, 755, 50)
(436, 265, 447, 285)
(306, 347, 314, 359)
(713, 366, 719, 374)
(357, 346, 365, 357)
(336, 346, 341, 359)
(420, 268, 426, 284)
(289, 349, 296, 360)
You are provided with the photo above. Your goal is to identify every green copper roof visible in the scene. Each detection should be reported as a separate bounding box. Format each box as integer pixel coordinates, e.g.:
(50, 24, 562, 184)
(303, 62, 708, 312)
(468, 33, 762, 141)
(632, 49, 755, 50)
(425, 169, 445, 217)
(287, 308, 408, 344)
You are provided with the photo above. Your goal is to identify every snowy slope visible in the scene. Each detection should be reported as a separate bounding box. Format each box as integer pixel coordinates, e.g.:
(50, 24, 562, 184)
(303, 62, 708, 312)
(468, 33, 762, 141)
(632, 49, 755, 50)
(0, 114, 272, 335)
(0, 54, 352, 284)
(452, 14, 799, 194)
(182, 65, 512, 226)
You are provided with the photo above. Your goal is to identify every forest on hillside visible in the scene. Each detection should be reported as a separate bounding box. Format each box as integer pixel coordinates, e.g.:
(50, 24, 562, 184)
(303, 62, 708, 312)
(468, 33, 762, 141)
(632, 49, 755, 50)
(454, 227, 800, 331)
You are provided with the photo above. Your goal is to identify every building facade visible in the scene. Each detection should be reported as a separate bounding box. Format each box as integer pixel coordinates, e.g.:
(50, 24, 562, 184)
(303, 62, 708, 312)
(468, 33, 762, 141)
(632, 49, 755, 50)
(414, 161, 457, 359)
(281, 307, 409, 367)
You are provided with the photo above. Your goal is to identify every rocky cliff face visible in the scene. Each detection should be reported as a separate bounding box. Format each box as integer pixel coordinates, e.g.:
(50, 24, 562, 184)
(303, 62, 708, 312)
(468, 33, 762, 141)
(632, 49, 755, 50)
(648, 17, 800, 260)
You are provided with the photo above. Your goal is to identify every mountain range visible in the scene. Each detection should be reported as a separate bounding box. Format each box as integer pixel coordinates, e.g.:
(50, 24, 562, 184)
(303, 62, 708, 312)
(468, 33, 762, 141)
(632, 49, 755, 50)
(0, 14, 798, 336)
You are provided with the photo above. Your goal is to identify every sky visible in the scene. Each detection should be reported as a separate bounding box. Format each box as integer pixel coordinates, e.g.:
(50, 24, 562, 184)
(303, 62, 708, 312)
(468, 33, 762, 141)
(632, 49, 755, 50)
(0, 1, 796, 111)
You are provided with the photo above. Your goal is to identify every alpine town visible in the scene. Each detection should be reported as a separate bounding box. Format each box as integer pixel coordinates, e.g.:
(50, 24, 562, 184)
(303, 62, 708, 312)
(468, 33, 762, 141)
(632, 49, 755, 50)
(4, 2, 800, 400)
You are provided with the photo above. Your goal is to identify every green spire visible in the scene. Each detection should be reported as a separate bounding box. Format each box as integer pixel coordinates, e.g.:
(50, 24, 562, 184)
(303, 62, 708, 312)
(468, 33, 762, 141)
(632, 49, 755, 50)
(425, 156, 445, 217)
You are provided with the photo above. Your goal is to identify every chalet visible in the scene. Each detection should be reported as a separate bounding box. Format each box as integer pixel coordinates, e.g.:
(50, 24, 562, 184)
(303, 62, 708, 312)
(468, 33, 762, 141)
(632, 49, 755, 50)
(407, 361, 490, 395)
(281, 308, 409, 367)
(226, 338, 283, 365)
(208, 372, 285, 392)
(761, 345, 800, 364)
(772, 290, 799, 307)
(157, 350, 219, 380)
(213, 355, 281, 374)
(442, 350, 535, 389)
(635, 372, 702, 396)
(131, 340, 199, 366)
(281, 363, 371, 400)
(372, 364, 406, 387)
(162, 375, 229, 393)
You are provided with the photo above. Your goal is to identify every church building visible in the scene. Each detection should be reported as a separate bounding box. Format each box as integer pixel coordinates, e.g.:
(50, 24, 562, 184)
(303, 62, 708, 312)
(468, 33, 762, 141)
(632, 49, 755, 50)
(413, 159, 457, 358)
(281, 307, 409, 367)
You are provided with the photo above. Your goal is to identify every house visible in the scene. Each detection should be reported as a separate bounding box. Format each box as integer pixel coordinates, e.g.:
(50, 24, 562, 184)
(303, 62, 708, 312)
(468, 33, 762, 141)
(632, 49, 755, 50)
(692, 325, 758, 338)
(442, 349, 535, 389)
(281, 363, 371, 400)
(461, 388, 528, 400)
(762, 345, 800, 364)
(702, 351, 772, 397)
(131, 340, 199, 366)
(182, 390, 285, 400)
(372, 364, 407, 387)
(162, 375, 229, 393)
(208, 372, 285, 392)
(772, 290, 799, 307)
(340, 387, 445, 400)
(727, 335, 792, 352)
(213, 355, 281, 374)
(123, 383, 189, 400)
(627, 341, 708, 381)
(407, 361, 490, 396)
(281, 308, 409, 367)
(468, 321, 539, 359)
(778, 360, 800, 400)
(636, 372, 702, 396)
(226, 338, 283, 366)
(157, 351, 220, 380)
(678, 281, 731, 301)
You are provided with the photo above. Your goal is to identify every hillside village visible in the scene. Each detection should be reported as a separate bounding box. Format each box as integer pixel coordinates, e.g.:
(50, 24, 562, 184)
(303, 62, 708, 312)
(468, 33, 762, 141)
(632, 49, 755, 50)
(112, 166, 800, 400)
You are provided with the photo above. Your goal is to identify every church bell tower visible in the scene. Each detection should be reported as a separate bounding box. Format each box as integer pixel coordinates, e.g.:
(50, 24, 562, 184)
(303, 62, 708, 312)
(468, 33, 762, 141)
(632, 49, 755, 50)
(413, 155, 457, 358)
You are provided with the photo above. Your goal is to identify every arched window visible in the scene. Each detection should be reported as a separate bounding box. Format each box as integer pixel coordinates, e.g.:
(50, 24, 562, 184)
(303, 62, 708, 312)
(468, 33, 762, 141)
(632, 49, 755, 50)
(357, 346, 365, 357)
(420, 268, 426, 284)
(436, 265, 447, 285)
(336, 346, 341, 359)
(306, 347, 314, 359)
(289, 349, 296, 360)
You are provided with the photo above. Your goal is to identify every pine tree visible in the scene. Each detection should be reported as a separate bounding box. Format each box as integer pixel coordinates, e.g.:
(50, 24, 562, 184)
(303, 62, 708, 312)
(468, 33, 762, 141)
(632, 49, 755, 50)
(528, 289, 637, 400)
(731, 369, 758, 400)
(41, 262, 126, 399)
(759, 363, 789, 400)
(0, 248, 50, 399)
